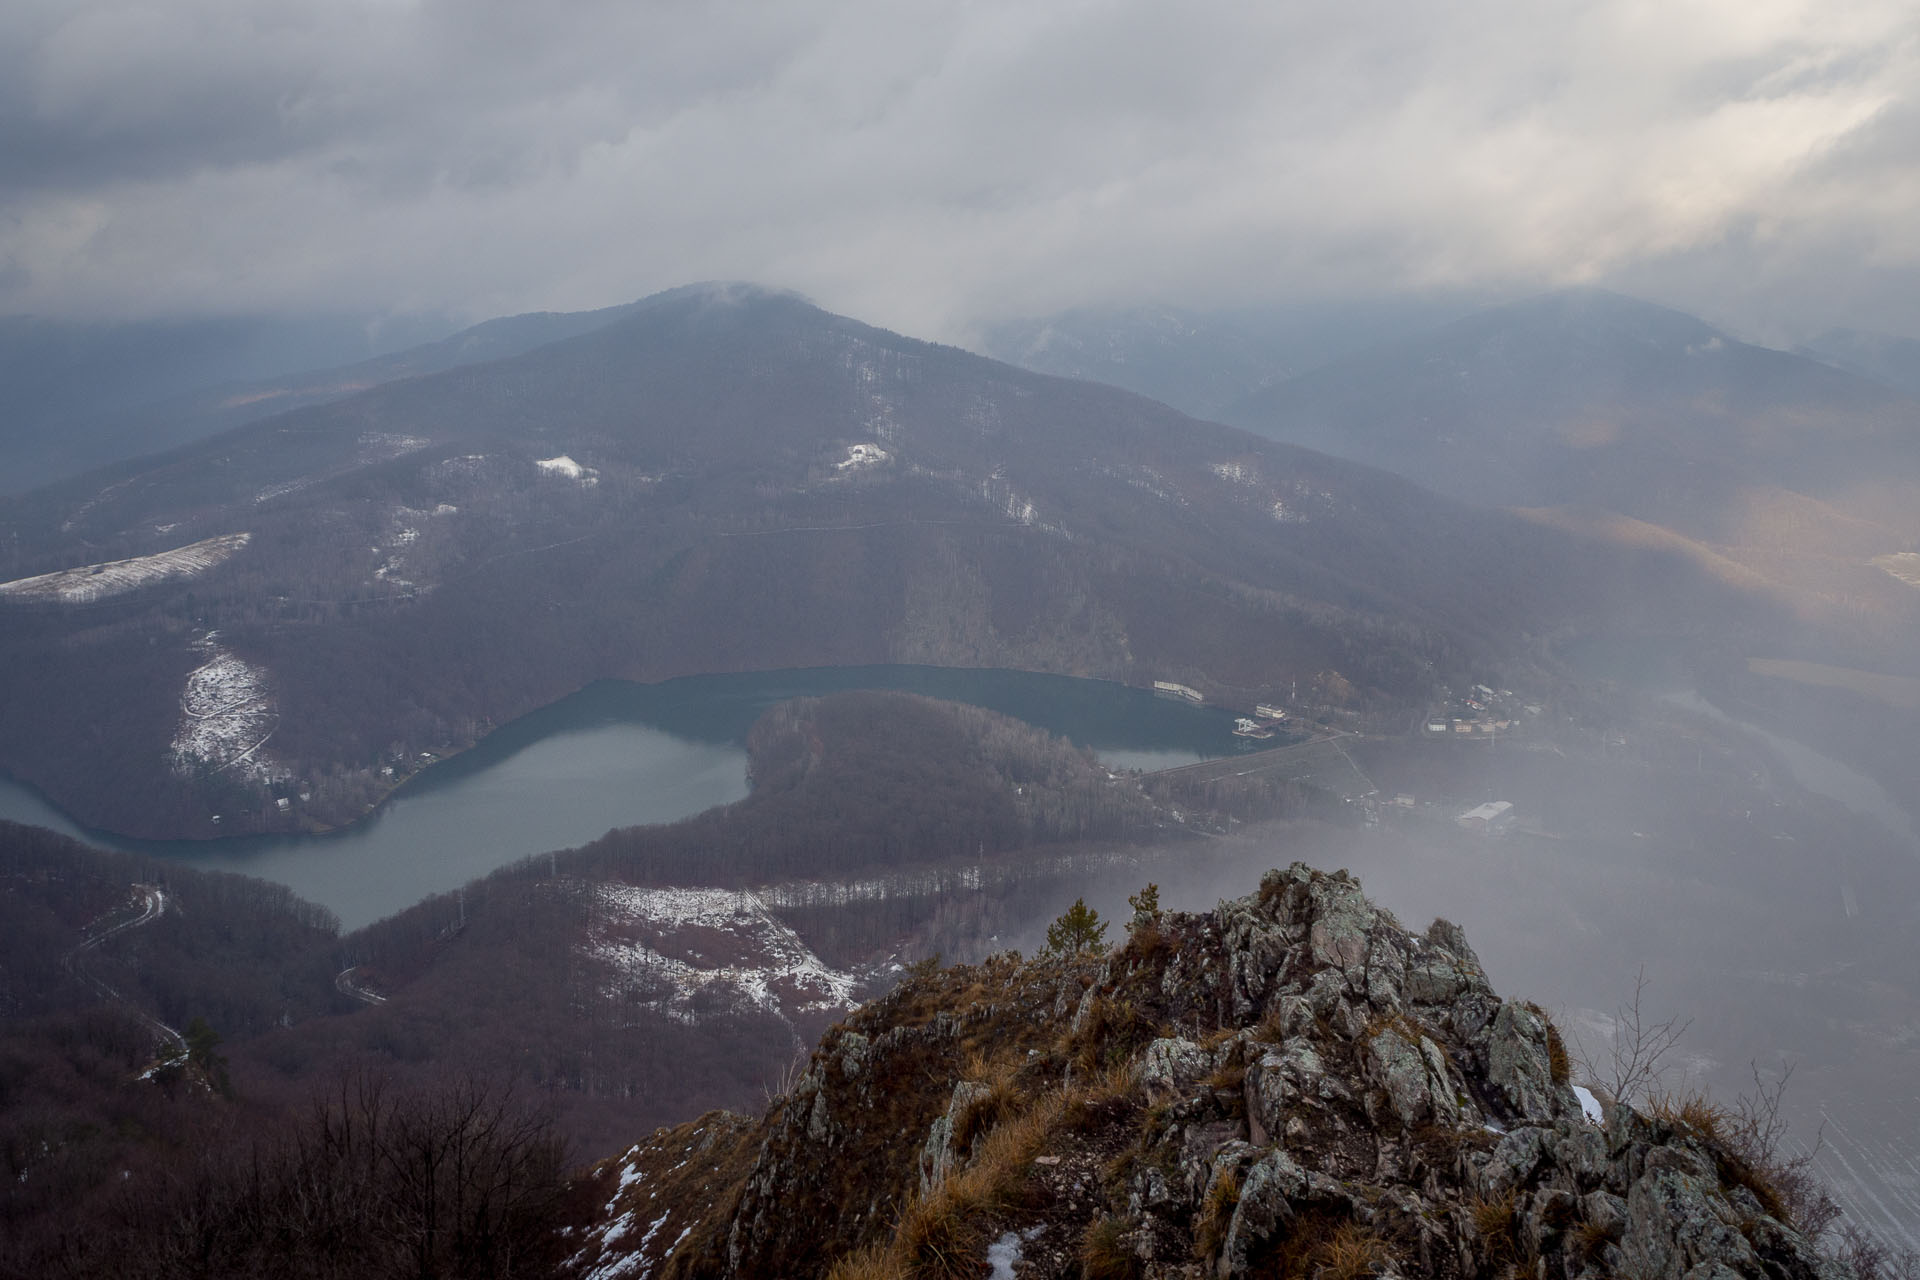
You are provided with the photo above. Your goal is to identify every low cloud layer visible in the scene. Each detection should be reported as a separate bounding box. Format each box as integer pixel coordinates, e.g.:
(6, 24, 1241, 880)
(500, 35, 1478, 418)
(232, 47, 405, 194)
(5, 0, 1918, 341)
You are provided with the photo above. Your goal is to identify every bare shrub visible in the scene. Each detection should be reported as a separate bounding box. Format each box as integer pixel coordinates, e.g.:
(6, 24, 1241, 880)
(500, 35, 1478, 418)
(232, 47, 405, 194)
(1577, 968, 1690, 1105)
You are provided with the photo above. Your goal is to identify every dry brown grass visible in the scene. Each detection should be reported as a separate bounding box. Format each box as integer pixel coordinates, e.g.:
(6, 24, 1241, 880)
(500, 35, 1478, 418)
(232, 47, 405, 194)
(1120, 917, 1173, 966)
(1193, 1167, 1241, 1261)
(1471, 1187, 1519, 1265)
(952, 1050, 1025, 1153)
(824, 1242, 905, 1280)
(1204, 1061, 1247, 1093)
(1312, 1221, 1392, 1280)
(1648, 1092, 1791, 1222)
(1080, 1215, 1141, 1280)
(1235, 1207, 1392, 1280)
(1201, 1026, 1240, 1052)
(1519, 1002, 1572, 1085)
(1571, 1218, 1621, 1262)
(1062, 995, 1155, 1078)
(888, 1092, 1068, 1278)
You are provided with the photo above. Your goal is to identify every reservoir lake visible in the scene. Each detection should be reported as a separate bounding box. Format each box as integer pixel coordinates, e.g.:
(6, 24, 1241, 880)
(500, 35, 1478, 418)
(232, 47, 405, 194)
(0, 666, 1254, 930)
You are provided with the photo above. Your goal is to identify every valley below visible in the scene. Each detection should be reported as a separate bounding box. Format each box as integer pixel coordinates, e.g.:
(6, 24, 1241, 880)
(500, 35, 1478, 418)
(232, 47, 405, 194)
(5, 283, 1920, 1275)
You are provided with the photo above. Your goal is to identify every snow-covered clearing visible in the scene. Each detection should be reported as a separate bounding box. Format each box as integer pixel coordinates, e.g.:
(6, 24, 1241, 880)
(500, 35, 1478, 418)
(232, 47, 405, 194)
(1872, 552, 1920, 591)
(0, 533, 250, 605)
(358, 432, 430, 462)
(1211, 461, 1259, 485)
(170, 640, 280, 781)
(835, 442, 891, 472)
(537, 455, 600, 485)
(584, 884, 858, 1023)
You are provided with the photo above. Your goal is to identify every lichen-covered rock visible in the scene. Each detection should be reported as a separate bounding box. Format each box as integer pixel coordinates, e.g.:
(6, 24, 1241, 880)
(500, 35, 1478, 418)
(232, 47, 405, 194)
(1365, 1022, 1460, 1130)
(1487, 999, 1568, 1122)
(1137, 1036, 1212, 1100)
(583, 864, 1856, 1280)
(918, 1080, 992, 1193)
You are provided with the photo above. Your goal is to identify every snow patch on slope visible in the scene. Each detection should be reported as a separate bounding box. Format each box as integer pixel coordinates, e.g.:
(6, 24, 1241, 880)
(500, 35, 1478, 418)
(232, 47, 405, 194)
(1873, 552, 1920, 591)
(537, 455, 600, 486)
(835, 442, 891, 472)
(585, 884, 858, 1024)
(0, 533, 250, 605)
(170, 638, 280, 780)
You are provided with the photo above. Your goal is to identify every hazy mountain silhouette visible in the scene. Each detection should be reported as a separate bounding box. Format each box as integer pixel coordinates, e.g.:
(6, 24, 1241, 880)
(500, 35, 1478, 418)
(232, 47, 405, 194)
(0, 302, 652, 494)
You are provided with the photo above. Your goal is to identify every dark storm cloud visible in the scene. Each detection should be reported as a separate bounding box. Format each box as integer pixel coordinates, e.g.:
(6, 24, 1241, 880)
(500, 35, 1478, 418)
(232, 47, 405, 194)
(4, 0, 1918, 340)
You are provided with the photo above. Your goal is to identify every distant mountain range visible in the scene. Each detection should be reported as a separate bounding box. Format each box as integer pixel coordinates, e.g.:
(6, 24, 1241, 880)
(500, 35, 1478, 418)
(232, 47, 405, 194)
(0, 304, 673, 494)
(1196, 290, 1920, 664)
(1799, 327, 1920, 399)
(977, 296, 1477, 420)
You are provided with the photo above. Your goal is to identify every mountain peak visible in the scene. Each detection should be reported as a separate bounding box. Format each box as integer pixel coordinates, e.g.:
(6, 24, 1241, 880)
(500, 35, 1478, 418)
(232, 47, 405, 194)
(572, 863, 1838, 1280)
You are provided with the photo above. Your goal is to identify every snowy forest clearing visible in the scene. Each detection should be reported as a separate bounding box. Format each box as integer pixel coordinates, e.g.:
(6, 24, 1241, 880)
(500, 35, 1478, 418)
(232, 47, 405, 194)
(584, 883, 858, 1027)
(170, 641, 280, 781)
(0, 532, 250, 605)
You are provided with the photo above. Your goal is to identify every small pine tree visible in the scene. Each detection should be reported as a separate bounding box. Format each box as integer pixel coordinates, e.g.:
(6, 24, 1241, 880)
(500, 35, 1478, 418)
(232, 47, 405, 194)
(1045, 898, 1108, 956)
(1127, 883, 1160, 926)
(184, 1017, 232, 1096)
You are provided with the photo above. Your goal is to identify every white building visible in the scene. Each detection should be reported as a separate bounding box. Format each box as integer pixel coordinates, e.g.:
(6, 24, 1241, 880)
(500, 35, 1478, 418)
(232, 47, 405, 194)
(1456, 800, 1515, 835)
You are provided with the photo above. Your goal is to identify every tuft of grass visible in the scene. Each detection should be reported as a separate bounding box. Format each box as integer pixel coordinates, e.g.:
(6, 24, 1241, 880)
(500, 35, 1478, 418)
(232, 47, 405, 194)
(1200, 1026, 1240, 1052)
(952, 1051, 1024, 1153)
(1079, 1215, 1141, 1280)
(889, 1091, 1068, 1279)
(1648, 1091, 1798, 1224)
(1312, 1221, 1392, 1280)
(1545, 1025, 1572, 1086)
(1572, 1218, 1621, 1262)
(1193, 1168, 1241, 1261)
(1204, 1062, 1247, 1093)
(894, 1195, 983, 1280)
(1471, 1187, 1519, 1265)
(1063, 995, 1155, 1079)
(1121, 917, 1172, 966)
(824, 1243, 905, 1280)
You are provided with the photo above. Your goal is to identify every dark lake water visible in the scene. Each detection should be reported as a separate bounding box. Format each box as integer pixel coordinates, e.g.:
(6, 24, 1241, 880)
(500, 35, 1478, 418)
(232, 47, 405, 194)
(0, 666, 1259, 929)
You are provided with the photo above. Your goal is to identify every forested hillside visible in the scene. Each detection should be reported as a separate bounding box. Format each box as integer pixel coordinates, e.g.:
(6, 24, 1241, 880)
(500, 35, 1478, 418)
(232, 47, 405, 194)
(0, 285, 1781, 840)
(0, 688, 1335, 1275)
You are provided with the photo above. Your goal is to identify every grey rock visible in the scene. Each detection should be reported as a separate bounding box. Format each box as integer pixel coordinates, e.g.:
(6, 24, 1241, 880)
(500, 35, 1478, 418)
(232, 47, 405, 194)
(1138, 1037, 1212, 1100)
(1622, 1166, 1760, 1280)
(1219, 1150, 1308, 1277)
(1487, 1000, 1561, 1122)
(805, 1088, 831, 1144)
(836, 1031, 871, 1080)
(1482, 1126, 1554, 1195)
(1553, 1122, 1609, 1189)
(1366, 1024, 1460, 1130)
(917, 1080, 992, 1194)
(1583, 1189, 1629, 1237)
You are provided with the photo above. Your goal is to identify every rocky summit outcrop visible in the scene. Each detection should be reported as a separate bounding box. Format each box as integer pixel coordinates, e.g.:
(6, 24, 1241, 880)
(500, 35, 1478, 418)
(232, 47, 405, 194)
(569, 864, 1849, 1280)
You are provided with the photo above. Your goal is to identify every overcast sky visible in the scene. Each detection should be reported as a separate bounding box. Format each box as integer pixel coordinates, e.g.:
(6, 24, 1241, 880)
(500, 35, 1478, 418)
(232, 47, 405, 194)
(4, 0, 1919, 343)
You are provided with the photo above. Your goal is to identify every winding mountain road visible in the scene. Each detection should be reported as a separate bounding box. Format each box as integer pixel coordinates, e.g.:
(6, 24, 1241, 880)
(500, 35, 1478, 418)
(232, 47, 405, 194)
(63, 885, 188, 1059)
(334, 965, 388, 1005)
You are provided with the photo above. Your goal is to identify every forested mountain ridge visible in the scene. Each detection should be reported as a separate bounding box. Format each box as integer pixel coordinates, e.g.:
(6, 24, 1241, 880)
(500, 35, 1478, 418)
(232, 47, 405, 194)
(0, 284, 1774, 839)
